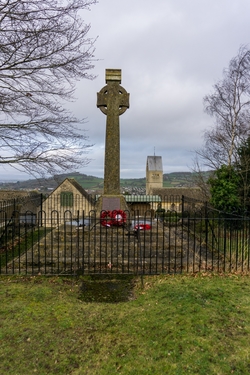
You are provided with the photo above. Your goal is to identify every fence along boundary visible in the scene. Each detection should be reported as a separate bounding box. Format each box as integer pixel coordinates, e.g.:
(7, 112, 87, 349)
(1, 204, 250, 275)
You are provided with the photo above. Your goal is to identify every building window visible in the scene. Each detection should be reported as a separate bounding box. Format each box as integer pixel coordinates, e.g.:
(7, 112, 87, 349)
(60, 192, 73, 207)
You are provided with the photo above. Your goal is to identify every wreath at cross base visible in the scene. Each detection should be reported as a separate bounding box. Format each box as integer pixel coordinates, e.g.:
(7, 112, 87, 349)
(100, 210, 127, 227)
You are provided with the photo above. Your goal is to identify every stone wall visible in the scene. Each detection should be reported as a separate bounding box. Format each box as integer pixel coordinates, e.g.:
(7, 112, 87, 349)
(151, 187, 207, 212)
(0, 190, 31, 201)
(0, 191, 41, 214)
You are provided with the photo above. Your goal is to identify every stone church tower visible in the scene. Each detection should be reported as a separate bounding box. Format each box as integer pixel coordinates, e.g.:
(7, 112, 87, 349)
(146, 156, 163, 195)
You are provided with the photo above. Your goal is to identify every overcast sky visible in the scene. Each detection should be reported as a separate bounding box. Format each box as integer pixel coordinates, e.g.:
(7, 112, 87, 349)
(2, 0, 250, 180)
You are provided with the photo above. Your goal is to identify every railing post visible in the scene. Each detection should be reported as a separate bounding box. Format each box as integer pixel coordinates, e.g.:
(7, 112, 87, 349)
(205, 201, 208, 271)
(181, 195, 184, 217)
(40, 193, 43, 213)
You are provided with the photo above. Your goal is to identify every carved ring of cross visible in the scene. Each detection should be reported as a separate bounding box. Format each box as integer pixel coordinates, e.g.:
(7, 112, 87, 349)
(97, 85, 129, 116)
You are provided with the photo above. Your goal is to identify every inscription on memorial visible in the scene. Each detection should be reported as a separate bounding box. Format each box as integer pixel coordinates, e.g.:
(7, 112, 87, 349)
(102, 197, 121, 211)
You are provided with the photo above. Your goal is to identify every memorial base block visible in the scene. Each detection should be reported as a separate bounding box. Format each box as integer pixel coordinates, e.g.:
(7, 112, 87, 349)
(95, 195, 128, 213)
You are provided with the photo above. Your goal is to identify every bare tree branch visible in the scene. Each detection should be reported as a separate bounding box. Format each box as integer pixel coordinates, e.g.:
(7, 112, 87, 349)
(0, 0, 97, 177)
(197, 46, 250, 169)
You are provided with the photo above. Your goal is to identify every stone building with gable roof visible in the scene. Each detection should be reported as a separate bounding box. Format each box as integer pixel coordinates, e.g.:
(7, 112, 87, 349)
(42, 178, 95, 225)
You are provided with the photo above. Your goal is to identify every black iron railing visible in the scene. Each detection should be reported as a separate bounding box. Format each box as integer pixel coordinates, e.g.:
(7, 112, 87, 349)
(1, 207, 250, 275)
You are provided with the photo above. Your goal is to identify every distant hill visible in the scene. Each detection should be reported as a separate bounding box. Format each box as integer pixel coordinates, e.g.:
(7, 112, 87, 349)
(0, 172, 103, 192)
(0, 171, 213, 192)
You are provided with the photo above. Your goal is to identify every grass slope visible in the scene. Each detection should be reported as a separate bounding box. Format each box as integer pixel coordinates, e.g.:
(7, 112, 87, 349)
(1, 274, 250, 374)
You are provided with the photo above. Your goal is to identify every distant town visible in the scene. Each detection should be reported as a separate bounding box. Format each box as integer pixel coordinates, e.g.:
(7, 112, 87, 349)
(0, 171, 210, 194)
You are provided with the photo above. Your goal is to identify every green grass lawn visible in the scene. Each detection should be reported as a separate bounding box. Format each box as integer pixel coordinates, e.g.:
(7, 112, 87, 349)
(1, 274, 250, 374)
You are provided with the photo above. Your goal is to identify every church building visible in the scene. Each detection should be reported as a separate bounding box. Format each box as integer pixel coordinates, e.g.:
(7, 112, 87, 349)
(146, 156, 163, 195)
(145, 155, 206, 212)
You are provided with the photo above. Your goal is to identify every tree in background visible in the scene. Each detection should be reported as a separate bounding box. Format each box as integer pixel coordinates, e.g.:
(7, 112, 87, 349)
(237, 136, 250, 211)
(194, 46, 250, 212)
(0, 0, 97, 176)
(208, 165, 241, 213)
(197, 46, 250, 170)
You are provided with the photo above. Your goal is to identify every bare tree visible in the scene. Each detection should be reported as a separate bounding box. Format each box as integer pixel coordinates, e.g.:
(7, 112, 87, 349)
(196, 46, 250, 170)
(191, 155, 212, 201)
(0, 0, 97, 176)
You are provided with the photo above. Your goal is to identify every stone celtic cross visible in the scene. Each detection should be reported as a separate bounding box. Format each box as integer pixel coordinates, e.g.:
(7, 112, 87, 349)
(97, 69, 130, 195)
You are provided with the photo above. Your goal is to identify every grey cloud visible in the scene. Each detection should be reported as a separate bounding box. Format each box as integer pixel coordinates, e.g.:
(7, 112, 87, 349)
(2, 0, 250, 180)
